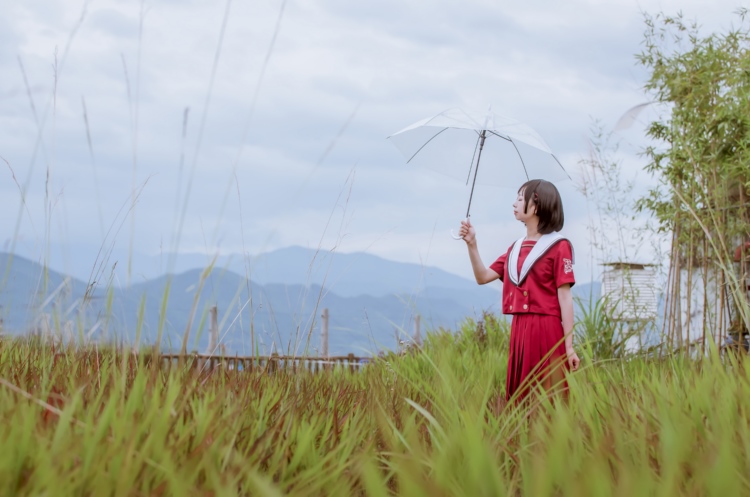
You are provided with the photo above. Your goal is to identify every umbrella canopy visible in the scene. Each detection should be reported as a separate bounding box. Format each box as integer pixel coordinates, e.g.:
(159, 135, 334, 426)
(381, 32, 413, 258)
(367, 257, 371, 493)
(388, 108, 569, 218)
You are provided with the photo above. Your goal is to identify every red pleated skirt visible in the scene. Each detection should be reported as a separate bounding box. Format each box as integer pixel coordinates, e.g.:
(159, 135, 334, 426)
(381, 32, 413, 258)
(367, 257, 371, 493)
(506, 313, 569, 403)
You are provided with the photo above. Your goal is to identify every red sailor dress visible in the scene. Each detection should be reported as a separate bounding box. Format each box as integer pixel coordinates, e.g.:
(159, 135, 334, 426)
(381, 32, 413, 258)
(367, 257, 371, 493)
(490, 238, 575, 402)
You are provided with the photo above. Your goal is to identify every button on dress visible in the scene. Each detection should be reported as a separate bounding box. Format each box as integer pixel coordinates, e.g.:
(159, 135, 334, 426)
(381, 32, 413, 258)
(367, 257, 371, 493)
(490, 239, 576, 402)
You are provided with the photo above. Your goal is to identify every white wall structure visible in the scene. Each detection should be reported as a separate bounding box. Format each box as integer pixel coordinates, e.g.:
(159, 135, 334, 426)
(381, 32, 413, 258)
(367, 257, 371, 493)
(602, 263, 659, 320)
(601, 262, 659, 350)
(677, 267, 731, 346)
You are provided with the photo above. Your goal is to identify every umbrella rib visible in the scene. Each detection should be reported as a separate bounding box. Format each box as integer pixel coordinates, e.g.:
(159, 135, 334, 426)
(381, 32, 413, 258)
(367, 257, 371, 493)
(487, 130, 511, 142)
(509, 138, 530, 181)
(494, 131, 568, 182)
(552, 154, 571, 180)
(406, 127, 450, 163)
(458, 107, 482, 128)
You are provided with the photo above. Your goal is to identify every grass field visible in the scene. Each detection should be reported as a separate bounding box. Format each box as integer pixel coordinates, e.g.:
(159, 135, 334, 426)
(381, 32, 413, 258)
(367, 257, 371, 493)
(1, 315, 748, 496)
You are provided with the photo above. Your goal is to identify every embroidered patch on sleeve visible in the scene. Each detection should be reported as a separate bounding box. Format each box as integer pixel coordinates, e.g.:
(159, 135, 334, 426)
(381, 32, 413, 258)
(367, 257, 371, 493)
(563, 258, 573, 274)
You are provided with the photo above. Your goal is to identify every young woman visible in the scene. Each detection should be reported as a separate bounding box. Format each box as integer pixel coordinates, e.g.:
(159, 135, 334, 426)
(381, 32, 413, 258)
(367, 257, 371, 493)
(458, 179, 580, 403)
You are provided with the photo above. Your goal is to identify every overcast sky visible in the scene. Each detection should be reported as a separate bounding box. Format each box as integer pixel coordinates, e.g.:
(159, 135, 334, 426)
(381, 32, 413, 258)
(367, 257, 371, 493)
(1, 0, 746, 286)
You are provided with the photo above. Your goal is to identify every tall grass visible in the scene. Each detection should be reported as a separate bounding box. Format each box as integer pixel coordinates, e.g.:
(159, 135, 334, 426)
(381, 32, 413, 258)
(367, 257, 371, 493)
(1, 317, 749, 496)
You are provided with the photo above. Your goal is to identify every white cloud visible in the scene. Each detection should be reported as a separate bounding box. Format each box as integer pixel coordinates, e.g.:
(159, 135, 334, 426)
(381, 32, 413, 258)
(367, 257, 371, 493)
(1, 0, 744, 283)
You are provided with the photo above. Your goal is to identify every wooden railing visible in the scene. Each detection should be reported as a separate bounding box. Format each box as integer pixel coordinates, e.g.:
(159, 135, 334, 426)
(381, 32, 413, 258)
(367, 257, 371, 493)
(197, 306, 421, 365)
(159, 352, 371, 373)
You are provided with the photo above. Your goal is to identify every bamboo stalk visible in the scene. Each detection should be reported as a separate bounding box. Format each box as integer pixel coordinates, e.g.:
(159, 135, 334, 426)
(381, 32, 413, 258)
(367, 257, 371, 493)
(670, 223, 682, 350)
(701, 231, 709, 355)
(685, 217, 694, 352)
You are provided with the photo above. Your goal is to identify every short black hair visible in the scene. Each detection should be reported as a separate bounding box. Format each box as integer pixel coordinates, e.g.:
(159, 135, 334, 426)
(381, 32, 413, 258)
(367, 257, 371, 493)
(518, 179, 564, 234)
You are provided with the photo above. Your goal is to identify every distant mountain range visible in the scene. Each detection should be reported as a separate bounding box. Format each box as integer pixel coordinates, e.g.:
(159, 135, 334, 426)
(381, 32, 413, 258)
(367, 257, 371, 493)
(0, 248, 599, 355)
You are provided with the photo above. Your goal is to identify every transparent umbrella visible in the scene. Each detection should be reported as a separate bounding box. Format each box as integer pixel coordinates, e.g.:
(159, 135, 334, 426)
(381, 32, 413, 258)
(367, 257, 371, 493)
(388, 107, 569, 238)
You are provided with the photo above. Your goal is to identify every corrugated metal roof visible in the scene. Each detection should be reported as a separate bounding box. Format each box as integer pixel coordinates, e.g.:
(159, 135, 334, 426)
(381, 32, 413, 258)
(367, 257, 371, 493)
(601, 262, 657, 271)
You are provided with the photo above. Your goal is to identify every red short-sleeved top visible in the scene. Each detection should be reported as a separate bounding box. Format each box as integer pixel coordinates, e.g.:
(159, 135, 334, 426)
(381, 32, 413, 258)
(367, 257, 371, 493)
(489, 238, 575, 317)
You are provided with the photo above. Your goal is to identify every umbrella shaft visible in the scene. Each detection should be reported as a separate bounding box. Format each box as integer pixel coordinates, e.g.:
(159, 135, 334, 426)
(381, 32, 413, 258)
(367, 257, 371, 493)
(466, 130, 486, 218)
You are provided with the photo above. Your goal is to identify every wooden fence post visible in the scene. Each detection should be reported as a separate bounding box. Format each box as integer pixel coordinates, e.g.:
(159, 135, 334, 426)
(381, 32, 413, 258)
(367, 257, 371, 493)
(414, 315, 421, 346)
(207, 305, 219, 355)
(321, 308, 329, 358)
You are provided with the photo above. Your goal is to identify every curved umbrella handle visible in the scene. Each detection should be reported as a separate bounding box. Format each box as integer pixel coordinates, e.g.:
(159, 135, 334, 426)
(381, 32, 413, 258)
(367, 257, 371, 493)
(451, 217, 469, 240)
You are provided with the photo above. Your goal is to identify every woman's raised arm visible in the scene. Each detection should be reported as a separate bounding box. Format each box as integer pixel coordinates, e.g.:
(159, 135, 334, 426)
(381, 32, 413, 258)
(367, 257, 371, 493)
(459, 219, 500, 285)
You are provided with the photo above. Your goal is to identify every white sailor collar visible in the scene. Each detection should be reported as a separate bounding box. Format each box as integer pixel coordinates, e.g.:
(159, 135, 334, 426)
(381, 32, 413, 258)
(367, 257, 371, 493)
(507, 232, 573, 286)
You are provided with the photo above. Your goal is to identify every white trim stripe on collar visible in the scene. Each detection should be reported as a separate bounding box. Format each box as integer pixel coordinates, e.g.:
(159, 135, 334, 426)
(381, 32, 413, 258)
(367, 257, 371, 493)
(507, 233, 572, 286)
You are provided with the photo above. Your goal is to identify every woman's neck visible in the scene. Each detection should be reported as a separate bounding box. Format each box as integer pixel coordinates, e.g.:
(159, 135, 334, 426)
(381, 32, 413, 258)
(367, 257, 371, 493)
(525, 219, 542, 241)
